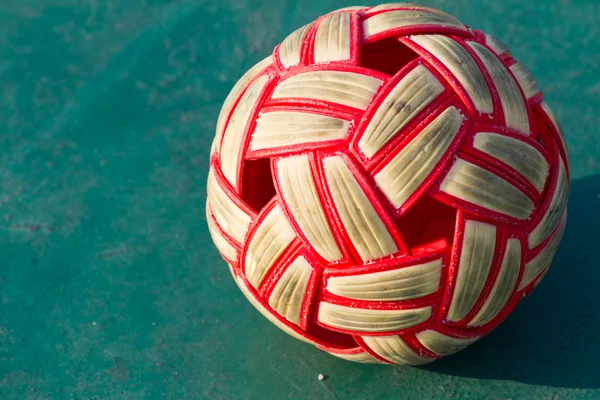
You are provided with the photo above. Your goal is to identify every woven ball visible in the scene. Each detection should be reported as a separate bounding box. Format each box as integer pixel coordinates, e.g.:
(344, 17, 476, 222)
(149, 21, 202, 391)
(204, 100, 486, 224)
(206, 3, 569, 364)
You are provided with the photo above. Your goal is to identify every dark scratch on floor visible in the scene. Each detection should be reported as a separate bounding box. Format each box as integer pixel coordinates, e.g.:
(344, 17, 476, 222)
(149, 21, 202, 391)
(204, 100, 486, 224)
(321, 380, 338, 400)
(95, 247, 131, 259)
(107, 357, 130, 382)
(11, 224, 55, 233)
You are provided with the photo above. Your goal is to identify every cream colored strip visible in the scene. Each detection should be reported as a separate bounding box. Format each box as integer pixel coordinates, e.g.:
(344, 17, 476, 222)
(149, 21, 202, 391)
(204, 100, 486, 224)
(318, 302, 431, 332)
(213, 57, 272, 155)
(206, 202, 238, 261)
(326, 258, 442, 301)
(473, 132, 549, 192)
(268, 256, 313, 325)
(469, 42, 529, 135)
(410, 35, 493, 114)
(333, 6, 366, 11)
(520, 217, 566, 290)
(447, 220, 497, 322)
(276, 155, 342, 262)
(484, 34, 509, 56)
(440, 158, 534, 220)
(221, 75, 269, 188)
(323, 156, 398, 261)
(272, 70, 383, 110)
(250, 111, 349, 151)
(314, 12, 351, 63)
(279, 23, 313, 68)
(362, 335, 434, 365)
(327, 350, 381, 363)
(235, 276, 315, 345)
(541, 102, 569, 157)
(207, 170, 252, 242)
(244, 204, 296, 288)
(364, 9, 466, 38)
(374, 106, 463, 208)
(368, 3, 412, 12)
(416, 330, 479, 356)
(368, 3, 454, 13)
(528, 160, 568, 248)
(469, 238, 521, 326)
(358, 64, 445, 158)
(510, 63, 540, 99)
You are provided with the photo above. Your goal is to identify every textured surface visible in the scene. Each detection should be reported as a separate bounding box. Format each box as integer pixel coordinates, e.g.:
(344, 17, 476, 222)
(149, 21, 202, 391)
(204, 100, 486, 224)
(208, 3, 571, 370)
(1, 0, 600, 399)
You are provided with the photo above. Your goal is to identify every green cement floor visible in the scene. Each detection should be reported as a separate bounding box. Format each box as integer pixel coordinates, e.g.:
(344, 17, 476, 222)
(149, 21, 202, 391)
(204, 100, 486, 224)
(1, 0, 599, 399)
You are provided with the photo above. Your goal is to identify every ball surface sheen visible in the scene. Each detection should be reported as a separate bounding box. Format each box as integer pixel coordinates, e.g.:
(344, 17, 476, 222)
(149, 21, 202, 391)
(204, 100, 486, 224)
(206, 3, 569, 364)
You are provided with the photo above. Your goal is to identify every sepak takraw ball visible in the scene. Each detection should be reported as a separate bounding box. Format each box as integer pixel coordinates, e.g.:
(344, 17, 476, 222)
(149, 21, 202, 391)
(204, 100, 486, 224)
(206, 3, 569, 364)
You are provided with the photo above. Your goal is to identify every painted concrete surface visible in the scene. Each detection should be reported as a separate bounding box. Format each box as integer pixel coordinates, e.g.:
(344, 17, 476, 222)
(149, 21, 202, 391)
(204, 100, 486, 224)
(1, 1, 599, 399)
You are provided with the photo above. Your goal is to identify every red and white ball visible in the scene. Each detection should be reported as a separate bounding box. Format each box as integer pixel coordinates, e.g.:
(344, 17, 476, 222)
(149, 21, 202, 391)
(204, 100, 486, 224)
(206, 3, 569, 364)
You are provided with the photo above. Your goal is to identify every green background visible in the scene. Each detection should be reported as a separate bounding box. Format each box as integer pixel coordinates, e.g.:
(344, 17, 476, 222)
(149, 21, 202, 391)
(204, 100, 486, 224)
(1, 0, 599, 399)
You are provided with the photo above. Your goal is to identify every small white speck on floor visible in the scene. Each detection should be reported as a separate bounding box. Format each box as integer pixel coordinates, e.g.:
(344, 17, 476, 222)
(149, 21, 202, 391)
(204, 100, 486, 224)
(92, 321, 97, 326)
(318, 373, 326, 381)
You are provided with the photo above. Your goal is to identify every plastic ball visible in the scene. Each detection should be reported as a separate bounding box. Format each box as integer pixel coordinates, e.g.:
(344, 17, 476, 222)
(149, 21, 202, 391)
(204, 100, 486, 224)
(206, 3, 569, 364)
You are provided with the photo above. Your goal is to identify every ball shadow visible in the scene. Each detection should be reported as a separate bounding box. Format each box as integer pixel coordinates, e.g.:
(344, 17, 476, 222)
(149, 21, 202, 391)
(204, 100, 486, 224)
(421, 174, 600, 388)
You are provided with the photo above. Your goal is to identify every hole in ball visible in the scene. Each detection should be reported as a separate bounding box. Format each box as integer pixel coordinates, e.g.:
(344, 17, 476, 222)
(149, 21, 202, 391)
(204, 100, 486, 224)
(305, 320, 359, 349)
(359, 37, 419, 76)
(530, 106, 560, 157)
(241, 158, 277, 213)
(398, 195, 457, 256)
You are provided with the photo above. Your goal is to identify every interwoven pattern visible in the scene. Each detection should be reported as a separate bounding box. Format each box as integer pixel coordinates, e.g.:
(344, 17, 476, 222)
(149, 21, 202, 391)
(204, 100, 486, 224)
(206, 3, 569, 364)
